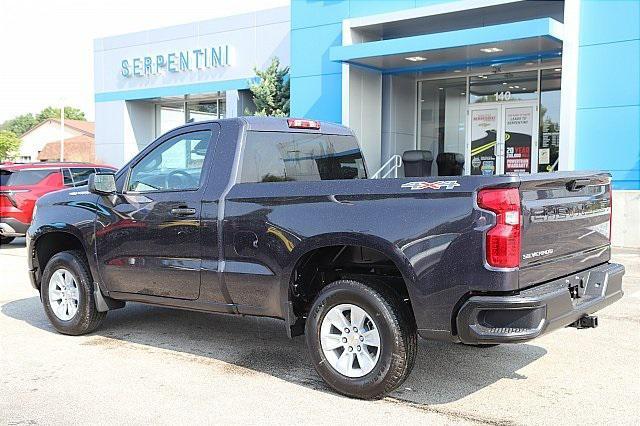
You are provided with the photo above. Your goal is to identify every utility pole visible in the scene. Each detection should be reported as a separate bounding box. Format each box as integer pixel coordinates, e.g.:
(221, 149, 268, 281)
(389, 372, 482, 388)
(60, 104, 65, 162)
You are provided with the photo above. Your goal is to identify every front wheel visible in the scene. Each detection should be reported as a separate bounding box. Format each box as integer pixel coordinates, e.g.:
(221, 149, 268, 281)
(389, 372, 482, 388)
(305, 280, 417, 399)
(41, 250, 106, 335)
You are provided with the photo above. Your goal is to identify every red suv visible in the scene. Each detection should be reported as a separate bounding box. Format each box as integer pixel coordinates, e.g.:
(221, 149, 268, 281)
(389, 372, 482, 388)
(0, 162, 116, 244)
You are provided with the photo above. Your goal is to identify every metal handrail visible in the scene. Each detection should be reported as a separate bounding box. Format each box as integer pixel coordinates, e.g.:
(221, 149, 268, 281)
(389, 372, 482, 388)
(371, 154, 402, 179)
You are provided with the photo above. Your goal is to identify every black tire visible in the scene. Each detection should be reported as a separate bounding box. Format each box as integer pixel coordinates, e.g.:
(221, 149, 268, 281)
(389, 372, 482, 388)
(41, 250, 106, 335)
(0, 236, 15, 245)
(305, 279, 417, 400)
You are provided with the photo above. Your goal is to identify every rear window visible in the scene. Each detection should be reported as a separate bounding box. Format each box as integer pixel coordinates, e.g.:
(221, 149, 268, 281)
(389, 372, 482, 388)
(0, 169, 58, 186)
(240, 131, 366, 183)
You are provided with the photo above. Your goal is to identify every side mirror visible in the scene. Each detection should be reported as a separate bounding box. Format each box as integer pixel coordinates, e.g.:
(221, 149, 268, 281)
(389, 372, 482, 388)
(88, 173, 116, 195)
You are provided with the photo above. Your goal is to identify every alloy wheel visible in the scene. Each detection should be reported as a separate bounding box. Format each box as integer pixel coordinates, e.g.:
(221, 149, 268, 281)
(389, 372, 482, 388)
(320, 303, 381, 378)
(48, 268, 80, 321)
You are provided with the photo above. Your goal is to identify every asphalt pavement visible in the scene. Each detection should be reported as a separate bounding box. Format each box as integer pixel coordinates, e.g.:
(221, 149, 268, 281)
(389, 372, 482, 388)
(1, 238, 639, 425)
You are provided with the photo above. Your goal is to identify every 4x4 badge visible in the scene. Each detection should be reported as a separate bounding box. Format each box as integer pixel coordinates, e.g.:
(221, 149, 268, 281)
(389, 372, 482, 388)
(401, 181, 460, 190)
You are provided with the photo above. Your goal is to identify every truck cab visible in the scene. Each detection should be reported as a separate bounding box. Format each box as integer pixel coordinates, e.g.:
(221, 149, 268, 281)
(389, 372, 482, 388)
(26, 117, 624, 400)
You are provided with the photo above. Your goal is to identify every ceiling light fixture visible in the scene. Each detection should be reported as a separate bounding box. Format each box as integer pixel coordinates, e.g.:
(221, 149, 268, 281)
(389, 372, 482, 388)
(554, 68, 561, 71)
(405, 56, 427, 62)
(480, 47, 503, 53)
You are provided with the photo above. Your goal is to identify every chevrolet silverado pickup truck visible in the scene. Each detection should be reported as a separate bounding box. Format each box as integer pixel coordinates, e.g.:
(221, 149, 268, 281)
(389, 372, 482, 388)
(26, 117, 624, 399)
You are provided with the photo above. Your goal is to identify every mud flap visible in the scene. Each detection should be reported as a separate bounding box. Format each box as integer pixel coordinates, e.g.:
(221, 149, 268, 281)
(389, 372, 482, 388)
(93, 282, 125, 312)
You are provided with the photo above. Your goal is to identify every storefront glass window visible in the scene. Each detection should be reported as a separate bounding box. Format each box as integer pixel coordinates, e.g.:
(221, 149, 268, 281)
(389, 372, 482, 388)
(157, 96, 226, 137)
(158, 102, 185, 135)
(187, 98, 226, 122)
(469, 71, 538, 104)
(418, 77, 467, 173)
(188, 101, 218, 122)
(539, 68, 561, 172)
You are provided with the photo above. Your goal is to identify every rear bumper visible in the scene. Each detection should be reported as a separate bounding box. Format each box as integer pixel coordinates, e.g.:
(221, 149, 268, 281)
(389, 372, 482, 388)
(0, 218, 29, 237)
(456, 262, 625, 344)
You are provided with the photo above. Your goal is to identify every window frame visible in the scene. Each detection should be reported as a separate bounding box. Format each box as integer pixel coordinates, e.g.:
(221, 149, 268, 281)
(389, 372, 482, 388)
(123, 124, 218, 195)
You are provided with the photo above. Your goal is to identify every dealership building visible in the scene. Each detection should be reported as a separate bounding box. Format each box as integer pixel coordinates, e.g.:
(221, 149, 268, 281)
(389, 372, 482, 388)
(94, 0, 639, 245)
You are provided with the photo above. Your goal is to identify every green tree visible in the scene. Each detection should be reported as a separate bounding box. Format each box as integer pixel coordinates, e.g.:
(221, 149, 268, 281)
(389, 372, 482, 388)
(247, 57, 290, 117)
(0, 130, 21, 161)
(36, 106, 86, 122)
(0, 113, 37, 136)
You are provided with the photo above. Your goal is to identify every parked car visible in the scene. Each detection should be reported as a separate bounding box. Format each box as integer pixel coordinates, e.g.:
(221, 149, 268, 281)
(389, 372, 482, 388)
(26, 118, 624, 399)
(0, 162, 116, 244)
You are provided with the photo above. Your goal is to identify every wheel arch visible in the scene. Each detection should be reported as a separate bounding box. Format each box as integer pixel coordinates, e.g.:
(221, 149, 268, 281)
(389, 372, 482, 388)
(280, 233, 418, 336)
(31, 228, 93, 290)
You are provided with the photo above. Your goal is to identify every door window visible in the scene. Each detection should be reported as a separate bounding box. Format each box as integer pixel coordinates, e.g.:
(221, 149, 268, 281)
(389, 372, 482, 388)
(62, 168, 74, 186)
(503, 106, 535, 173)
(127, 130, 212, 192)
(469, 108, 499, 175)
(69, 168, 96, 186)
(467, 102, 538, 175)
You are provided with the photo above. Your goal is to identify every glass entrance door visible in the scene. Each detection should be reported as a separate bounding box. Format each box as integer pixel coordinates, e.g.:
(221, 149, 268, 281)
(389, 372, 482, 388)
(466, 101, 538, 175)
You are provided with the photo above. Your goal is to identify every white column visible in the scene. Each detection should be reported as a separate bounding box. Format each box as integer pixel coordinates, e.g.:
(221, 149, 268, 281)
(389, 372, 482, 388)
(558, 0, 581, 171)
(226, 90, 239, 117)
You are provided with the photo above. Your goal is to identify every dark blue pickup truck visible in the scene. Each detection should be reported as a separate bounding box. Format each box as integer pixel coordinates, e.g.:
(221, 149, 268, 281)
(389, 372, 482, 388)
(26, 117, 624, 399)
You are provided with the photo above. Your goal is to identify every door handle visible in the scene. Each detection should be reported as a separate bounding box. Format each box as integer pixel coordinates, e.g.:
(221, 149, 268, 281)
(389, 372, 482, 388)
(170, 207, 196, 216)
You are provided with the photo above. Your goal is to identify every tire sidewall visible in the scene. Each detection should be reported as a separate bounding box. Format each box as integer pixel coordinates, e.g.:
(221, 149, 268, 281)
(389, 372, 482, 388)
(41, 251, 94, 335)
(306, 281, 403, 398)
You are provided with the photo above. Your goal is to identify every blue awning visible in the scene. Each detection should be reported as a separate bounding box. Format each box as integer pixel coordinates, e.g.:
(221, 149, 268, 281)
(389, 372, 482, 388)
(329, 18, 563, 74)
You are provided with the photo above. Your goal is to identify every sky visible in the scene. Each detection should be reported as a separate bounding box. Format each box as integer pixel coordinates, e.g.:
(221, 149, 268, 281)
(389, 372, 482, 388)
(0, 0, 289, 123)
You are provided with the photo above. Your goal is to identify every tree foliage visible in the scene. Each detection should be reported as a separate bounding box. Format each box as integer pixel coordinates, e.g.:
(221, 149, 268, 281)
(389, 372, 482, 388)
(0, 113, 37, 136)
(36, 106, 86, 122)
(0, 130, 21, 161)
(247, 57, 290, 117)
(1, 106, 87, 138)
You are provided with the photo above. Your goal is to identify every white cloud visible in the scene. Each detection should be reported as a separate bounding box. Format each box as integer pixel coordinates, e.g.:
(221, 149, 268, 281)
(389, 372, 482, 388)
(0, 0, 289, 123)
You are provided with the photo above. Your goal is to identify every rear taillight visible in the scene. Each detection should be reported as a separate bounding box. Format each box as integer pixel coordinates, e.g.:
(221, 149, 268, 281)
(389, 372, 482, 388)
(477, 188, 521, 269)
(0, 189, 30, 208)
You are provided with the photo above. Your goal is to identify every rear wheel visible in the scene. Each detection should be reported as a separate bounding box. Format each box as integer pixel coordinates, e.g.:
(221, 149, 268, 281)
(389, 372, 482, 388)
(0, 236, 15, 245)
(41, 250, 106, 335)
(305, 279, 416, 399)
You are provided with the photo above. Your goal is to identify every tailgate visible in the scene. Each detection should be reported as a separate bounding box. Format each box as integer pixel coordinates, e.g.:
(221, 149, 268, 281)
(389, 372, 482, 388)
(519, 172, 611, 288)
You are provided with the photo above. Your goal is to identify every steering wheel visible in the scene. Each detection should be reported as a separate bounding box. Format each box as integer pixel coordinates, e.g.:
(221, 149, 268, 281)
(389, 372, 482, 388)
(165, 170, 197, 189)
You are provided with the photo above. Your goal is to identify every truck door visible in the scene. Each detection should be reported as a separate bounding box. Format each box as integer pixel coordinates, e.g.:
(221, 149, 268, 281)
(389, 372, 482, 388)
(95, 123, 219, 300)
